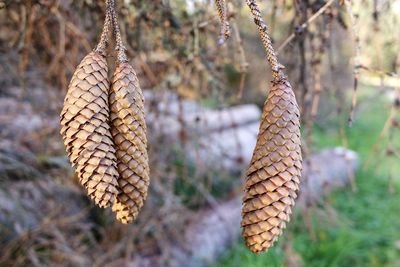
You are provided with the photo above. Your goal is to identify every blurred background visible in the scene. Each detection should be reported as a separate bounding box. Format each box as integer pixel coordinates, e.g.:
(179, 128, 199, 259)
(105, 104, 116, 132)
(0, 0, 399, 266)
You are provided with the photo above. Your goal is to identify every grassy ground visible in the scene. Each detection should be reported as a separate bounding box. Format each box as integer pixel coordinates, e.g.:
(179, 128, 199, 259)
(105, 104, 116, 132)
(213, 88, 400, 267)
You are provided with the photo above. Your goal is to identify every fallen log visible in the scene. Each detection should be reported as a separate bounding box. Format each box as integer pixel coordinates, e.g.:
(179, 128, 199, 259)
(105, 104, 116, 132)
(144, 90, 261, 136)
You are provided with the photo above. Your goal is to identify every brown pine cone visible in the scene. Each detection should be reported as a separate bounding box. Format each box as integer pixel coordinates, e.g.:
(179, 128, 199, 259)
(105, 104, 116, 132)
(241, 78, 302, 253)
(60, 51, 119, 208)
(109, 62, 150, 224)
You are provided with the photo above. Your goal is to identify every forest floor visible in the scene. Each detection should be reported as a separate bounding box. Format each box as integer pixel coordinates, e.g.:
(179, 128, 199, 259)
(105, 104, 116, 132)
(214, 85, 400, 267)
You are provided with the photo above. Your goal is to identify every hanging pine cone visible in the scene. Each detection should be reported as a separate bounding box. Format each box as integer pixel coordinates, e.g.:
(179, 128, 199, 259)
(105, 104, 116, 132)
(109, 62, 150, 224)
(241, 78, 302, 253)
(60, 51, 119, 208)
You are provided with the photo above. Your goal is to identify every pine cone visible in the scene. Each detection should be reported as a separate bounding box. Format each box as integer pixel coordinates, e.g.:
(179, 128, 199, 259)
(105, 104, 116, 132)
(241, 79, 302, 253)
(109, 62, 150, 224)
(60, 51, 119, 208)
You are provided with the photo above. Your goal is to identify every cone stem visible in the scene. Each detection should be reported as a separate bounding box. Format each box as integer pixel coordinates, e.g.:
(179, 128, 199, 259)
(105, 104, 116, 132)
(95, 0, 113, 55)
(245, 0, 283, 81)
(109, 0, 128, 63)
(215, 0, 230, 45)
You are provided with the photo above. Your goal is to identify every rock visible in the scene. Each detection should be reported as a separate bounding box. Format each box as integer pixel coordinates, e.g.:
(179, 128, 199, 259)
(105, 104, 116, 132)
(174, 198, 241, 266)
(144, 89, 200, 116)
(182, 104, 261, 133)
(298, 147, 359, 205)
(190, 122, 260, 172)
(144, 89, 261, 134)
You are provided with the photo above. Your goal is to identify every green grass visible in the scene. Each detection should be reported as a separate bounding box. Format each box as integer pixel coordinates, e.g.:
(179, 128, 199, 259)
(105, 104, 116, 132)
(213, 89, 400, 267)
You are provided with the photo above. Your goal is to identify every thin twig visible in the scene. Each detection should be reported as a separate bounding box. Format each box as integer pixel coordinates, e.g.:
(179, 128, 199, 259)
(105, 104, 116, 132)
(231, 19, 248, 99)
(215, 0, 231, 45)
(277, 0, 336, 53)
(358, 65, 399, 78)
(363, 107, 394, 170)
